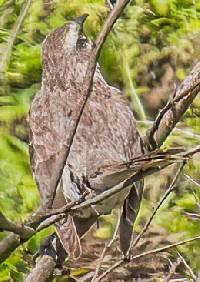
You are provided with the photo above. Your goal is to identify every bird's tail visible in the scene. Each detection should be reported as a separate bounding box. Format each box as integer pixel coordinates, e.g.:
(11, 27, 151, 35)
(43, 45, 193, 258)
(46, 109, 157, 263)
(55, 215, 97, 260)
(55, 215, 82, 260)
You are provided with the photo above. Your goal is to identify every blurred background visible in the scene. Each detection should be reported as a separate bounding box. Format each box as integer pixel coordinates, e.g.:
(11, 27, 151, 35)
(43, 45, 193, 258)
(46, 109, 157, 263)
(0, 0, 200, 280)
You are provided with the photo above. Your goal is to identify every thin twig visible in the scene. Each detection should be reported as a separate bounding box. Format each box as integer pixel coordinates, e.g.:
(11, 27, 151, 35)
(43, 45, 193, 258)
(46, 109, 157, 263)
(177, 251, 197, 281)
(184, 173, 200, 188)
(105, 0, 114, 10)
(93, 162, 184, 281)
(129, 163, 184, 250)
(0, 144, 199, 262)
(92, 210, 121, 281)
(96, 235, 200, 282)
(166, 257, 182, 281)
(137, 120, 200, 142)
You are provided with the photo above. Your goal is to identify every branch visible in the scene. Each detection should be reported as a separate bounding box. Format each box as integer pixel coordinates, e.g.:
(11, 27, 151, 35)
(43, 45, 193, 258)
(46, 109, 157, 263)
(177, 251, 197, 281)
(91, 210, 121, 281)
(0, 145, 199, 263)
(0, 0, 32, 82)
(0, 212, 34, 239)
(0, 233, 20, 263)
(144, 62, 200, 150)
(93, 145, 200, 280)
(137, 120, 200, 142)
(184, 173, 200, 188)
(25, 255, 56, 282)
(165, 257, 182, 281)
(129, 162, 184, 250)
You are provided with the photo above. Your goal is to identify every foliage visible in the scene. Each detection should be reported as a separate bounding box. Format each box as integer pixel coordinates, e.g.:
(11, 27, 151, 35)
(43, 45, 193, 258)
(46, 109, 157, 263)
(0, 0, 200, 280)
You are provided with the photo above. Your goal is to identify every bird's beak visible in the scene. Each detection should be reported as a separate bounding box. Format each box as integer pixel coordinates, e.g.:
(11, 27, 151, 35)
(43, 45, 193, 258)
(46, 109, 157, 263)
(74, 13, 89, 28)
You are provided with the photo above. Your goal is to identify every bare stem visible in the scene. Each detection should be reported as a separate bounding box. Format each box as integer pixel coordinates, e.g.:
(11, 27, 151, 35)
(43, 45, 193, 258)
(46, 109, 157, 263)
(129, 162, 184, 250)
(144, 62, 200, 151)
(92, 210, 121, 281)
(96, 235, 200, 282)
(177, 251, 197, 281)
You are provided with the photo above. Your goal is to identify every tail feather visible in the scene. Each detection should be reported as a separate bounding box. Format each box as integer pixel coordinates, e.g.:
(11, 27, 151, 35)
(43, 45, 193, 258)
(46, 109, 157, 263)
(120, 182, 143, 255)
(55, 215, 82, 260)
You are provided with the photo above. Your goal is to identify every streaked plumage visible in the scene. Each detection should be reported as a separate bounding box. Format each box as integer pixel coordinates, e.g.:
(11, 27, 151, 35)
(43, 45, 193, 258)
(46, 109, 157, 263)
(29, 15, 144, 260)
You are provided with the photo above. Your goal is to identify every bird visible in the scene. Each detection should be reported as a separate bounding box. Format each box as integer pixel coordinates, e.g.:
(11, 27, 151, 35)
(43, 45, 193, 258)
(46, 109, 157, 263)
(28, 14, 144, 261)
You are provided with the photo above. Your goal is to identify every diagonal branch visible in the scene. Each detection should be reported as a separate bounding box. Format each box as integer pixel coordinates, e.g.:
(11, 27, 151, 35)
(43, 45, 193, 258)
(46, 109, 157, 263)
(0, 212, 34, 239)
(129, 162, 185, 250)
(0, 145, 199, 263)
(0, 233, 20, 264)
(95, 234, 200, 282)
(184, 173, 200, 188)
(177, 251, 197, 281)
(91, 210, 121, 282)
(144, 62, 200, 151)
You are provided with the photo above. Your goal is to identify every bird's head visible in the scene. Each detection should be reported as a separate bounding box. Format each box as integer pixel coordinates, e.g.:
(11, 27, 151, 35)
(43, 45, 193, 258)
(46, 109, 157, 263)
(42, 14, 91, 80)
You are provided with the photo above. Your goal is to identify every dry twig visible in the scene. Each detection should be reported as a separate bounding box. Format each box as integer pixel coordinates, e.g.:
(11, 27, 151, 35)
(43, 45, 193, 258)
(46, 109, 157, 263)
(96, 235, 200, 282)
(144, 62, 200, 150)
(0, 145, 199, 263)
(130, 162, 185, 250)
(166, 257, 182, 281)
(184, 173, 200, 189)
(177, 251, 197, 281)
(91, 211, 121, 281)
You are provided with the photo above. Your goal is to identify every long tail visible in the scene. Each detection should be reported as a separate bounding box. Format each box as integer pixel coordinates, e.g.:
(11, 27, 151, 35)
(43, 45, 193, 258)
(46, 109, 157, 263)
(55, 215, 82, 260)
(55, 215, 97, 260)
(120, 181, 143, 255)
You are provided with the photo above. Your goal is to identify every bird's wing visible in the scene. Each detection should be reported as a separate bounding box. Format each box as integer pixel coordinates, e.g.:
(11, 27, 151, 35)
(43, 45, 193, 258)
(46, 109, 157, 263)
(28, 87, 77, 209)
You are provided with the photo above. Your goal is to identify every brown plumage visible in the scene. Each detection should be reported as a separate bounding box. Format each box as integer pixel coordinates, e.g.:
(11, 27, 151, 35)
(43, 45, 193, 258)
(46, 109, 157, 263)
(28, 15, 144, 260)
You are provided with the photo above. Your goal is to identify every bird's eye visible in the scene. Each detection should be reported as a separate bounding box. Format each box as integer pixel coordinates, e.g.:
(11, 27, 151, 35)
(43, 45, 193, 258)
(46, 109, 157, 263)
(77, 36, 87, 49)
